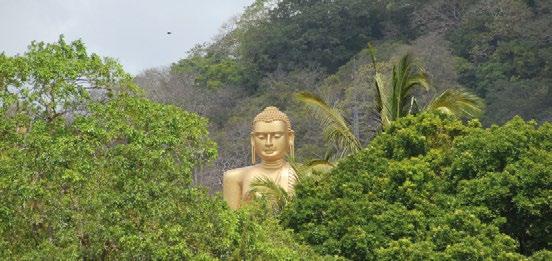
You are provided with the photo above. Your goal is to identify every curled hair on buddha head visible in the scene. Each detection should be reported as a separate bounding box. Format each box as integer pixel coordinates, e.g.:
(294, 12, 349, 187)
(251, 106, 293, 132)
(250, 106, 294, 164)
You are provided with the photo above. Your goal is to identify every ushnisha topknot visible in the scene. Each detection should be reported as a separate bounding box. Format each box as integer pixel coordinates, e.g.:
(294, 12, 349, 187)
(252, 106, 293, 132)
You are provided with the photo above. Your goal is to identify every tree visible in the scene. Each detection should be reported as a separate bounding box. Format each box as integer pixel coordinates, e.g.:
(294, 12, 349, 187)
(282, 112, 551, 260)
(0, 96, 328, 259)
(171, 47, 245, 90)
(370, 50, 430, 128)
(0, 37, 325, 259)
(448, 117, 552, 255)
(368, 46, 484, 129)
(0, 35, 138, 121)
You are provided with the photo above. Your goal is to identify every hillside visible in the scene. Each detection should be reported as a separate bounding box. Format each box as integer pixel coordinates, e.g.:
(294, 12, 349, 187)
(136, 0, 552, 191)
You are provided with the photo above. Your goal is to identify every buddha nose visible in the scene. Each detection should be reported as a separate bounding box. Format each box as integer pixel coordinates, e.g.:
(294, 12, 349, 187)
(266, 135, 274, 146)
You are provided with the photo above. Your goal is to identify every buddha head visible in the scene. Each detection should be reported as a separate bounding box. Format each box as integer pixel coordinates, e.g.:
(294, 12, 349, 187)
(250, 106, 294, 164)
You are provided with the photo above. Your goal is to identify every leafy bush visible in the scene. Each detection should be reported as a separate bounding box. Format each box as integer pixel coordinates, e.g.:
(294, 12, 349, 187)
(282, 112, 551, 260)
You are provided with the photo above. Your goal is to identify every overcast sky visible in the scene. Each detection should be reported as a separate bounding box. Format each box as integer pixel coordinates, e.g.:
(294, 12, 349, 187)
(0, 0, 254, 74)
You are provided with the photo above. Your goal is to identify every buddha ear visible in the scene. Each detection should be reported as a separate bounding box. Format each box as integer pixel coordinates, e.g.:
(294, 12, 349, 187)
(288, 131, 295, 159)
(288, 130, 295, 143)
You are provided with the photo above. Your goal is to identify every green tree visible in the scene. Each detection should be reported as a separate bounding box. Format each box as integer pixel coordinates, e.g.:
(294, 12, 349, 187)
(368, 47, 484, 129)
(0, 37, 325, 259)
(370, 50, 430, 128)
(0, 35, 137, 121)
(0, 96, 327, 259)
(171, 45, 245, 90)
(449, 117, 552, 255)
(281, 112, 551, 259)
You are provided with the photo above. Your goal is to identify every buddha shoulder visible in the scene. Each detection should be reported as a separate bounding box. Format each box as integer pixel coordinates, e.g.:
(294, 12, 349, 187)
(223, 166, 257, 182)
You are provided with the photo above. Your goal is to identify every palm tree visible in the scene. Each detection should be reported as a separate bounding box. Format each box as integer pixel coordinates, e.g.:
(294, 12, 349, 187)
(369, 45, 430, 129)
(368, 45, 484, 127)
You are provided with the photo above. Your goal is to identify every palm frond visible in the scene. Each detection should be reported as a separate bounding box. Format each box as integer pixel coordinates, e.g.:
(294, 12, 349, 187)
(249, 177, 290, 211)
(391, 65, 401, 120)
(368, 45, 393, 129)
(373, 72, 385, 112)
(404, 72, 430, 94)
(425, 88, 485, 119)
(374, 72, 393, 128)
(395, 54, 414, 101)
(396, 54, 430, 106)
(296, 92, 361, 156)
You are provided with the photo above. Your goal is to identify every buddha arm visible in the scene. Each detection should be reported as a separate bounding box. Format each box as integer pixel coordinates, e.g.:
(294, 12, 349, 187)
(223, 170, 241, 210)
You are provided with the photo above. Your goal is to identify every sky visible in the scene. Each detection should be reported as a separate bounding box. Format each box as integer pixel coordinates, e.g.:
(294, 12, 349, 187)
(0, 0, 254, 75)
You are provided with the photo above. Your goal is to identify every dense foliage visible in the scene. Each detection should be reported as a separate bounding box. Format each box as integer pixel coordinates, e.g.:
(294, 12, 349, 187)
(282, 113, 551, 260)
(446, 0, 552, 124)
(171, 47, 245, 90)
(239, 0, 419, 76)
(0, 97, 325, 259)
(0, 38, 325, 259)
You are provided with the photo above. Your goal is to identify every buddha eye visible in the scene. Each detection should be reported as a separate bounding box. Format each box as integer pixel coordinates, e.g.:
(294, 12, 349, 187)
(273, 134, 282, 138)
(256, 134, 266, 140)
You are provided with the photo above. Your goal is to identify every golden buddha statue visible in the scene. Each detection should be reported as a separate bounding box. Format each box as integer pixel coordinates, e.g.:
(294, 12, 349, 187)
(223, 106, 296, 209)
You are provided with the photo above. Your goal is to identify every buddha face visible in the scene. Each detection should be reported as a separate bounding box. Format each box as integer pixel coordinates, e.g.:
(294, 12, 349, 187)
(251, 120, 294, 162)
